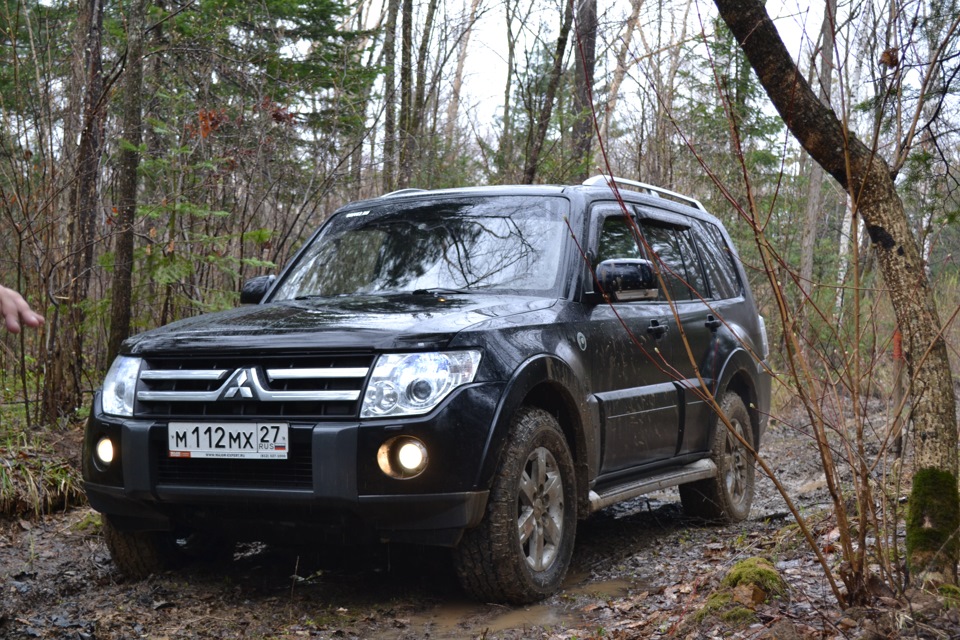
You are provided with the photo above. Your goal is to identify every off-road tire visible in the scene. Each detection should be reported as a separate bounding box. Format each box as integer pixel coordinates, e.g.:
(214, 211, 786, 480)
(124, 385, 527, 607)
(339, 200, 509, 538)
(453, 406, 577, 604)
(103, 515, 234, 578)
(679, 392, 755, 523)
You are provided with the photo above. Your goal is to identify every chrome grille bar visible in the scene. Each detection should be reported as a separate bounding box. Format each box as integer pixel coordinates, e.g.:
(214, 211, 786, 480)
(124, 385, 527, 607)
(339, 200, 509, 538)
(137, 365, 366, 403)
(140, 369, 229, 381)
(267, 367, 368, 380)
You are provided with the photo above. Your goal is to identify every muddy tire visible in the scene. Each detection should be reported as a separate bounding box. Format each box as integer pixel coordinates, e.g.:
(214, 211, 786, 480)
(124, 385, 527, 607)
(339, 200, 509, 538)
(679, 392, 755, 523)
(103, 516, 234, 579)
(453, 407, 577, 604)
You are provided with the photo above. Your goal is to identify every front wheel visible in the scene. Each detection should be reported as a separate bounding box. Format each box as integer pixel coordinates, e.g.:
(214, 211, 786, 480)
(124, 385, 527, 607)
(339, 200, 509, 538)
(454, 406, 577, 604)
(679, 392, 755, 523)
(103, 516, 234, 578)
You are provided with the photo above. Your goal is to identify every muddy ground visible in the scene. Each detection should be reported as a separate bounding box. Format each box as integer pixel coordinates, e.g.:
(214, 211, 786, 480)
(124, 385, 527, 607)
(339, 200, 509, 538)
(2, 414, 959, 639)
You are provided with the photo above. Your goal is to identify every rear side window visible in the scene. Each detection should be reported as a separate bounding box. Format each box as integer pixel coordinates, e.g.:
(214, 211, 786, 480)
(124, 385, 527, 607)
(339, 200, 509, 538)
(695, 221, 743, 299)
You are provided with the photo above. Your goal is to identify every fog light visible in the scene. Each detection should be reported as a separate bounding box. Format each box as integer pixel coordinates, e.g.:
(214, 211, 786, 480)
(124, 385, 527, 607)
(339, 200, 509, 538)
(397, 440, 426, 471)
(96, 437, 115, 465)
(377, 436, 428, 479)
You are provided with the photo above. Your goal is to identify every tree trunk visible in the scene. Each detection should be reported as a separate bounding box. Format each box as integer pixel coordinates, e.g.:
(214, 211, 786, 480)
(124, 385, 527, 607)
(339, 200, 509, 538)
(444, 0, 481, 149)
(521, 0, 574, 184)
(107, 0, 146, 365)
(498, 0, 520, 180)
(715, 0, 958, 589)
(381, 0, 399, 193)
(571, 0, 596, 181)
(43, 0, 106, 420)
(397, 0, 413, 188)
(797, 0, 836, 323)
(597, 0, 641, 166)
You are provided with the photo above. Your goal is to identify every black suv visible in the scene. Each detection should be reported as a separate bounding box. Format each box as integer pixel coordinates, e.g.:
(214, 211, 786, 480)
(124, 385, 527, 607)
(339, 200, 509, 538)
(83, 176, 770, 603)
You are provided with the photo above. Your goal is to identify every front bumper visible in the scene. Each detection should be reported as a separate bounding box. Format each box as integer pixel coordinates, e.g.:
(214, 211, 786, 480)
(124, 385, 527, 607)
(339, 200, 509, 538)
(82, 384, 502, 546)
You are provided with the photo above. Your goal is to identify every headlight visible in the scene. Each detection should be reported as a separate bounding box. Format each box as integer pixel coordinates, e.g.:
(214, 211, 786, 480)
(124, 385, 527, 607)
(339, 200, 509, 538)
(361, 351, 481, 418)
(101, 356, 142, 417)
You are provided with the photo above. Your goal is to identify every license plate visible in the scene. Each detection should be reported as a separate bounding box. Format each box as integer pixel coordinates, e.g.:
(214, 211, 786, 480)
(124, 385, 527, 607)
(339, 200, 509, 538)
(168, 422, 289, 460)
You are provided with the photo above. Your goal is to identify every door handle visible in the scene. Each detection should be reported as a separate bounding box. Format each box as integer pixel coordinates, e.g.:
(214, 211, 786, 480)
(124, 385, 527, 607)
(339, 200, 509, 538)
(705, 315, 722, 331)
(647, 319, 669, 339)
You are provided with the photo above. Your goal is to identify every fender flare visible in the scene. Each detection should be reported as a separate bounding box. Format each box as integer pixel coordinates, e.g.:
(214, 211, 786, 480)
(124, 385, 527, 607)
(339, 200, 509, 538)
(471, 354, 597, 494)
(711, 347, 768, 445)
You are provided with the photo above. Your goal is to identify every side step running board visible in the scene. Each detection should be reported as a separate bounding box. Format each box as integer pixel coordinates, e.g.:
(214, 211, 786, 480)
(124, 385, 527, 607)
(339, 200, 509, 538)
(588, 459, 718, 513)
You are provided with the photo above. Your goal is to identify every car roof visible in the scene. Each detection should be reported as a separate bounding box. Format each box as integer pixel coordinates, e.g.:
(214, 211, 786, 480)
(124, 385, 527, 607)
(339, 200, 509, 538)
(334, 176, 721, 226)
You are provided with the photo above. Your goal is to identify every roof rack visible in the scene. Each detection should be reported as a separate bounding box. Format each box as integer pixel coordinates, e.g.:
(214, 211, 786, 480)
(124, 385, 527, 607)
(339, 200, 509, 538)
(582, 175, 706, 211)
(381, 188, 429, 198)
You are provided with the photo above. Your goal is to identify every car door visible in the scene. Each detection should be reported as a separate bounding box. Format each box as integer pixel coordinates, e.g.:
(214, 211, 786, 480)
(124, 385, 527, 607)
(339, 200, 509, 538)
(636, 212, 717, 458)
(576, 203, 681, 475)
(676, 219, 749, 455)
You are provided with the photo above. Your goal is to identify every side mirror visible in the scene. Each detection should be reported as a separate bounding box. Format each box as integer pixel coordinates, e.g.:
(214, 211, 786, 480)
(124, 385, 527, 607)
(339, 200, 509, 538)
(240, 275, 276, 304)
(596, 259, 657, 302)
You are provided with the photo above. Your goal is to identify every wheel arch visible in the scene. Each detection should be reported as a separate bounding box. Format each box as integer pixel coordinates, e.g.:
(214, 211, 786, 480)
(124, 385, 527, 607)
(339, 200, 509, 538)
(473, 355, 595, 515)
(714, 348, 765, 450)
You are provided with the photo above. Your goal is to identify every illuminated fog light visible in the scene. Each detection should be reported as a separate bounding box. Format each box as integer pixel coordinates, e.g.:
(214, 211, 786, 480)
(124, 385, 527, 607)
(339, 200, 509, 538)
(96, 437, 115, 465)
(377, 436, 428, 479)
(397, 440, 426, 471)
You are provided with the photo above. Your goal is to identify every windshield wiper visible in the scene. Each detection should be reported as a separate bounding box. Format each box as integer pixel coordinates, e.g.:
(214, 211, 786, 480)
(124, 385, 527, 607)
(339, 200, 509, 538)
(410, 287, 472, 295)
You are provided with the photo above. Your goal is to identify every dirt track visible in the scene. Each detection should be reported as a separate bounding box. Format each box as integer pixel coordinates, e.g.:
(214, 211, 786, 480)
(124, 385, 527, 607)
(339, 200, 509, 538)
(0, 415, 943, 639)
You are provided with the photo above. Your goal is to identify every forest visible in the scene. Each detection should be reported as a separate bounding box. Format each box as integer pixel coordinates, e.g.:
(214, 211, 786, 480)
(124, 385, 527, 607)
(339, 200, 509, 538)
(3, 0, 960, 631)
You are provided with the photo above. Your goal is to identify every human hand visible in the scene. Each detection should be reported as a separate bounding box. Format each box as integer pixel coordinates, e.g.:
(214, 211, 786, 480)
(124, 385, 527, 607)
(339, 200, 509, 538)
(0, 285, 44, 333)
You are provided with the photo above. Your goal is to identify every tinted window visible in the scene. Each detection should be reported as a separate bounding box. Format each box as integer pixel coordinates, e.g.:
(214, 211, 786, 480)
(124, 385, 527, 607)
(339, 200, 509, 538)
(639, 223, 692, 301)
(695, 221, 743, 299)
(673, 227, 709, 299)
(272, 196, 569, 299)
(596, 215, 643, 262)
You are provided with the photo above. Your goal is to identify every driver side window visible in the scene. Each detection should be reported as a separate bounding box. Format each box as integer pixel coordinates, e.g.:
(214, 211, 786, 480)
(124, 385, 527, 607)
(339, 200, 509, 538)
(596, 214, 643, 263)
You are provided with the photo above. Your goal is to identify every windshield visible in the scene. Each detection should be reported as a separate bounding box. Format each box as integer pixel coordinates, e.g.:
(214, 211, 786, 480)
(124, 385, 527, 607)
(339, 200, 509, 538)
(272, 196, 569, 300)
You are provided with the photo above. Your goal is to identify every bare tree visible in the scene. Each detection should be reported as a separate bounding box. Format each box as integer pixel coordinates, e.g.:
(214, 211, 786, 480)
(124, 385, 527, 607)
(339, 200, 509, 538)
(571, 0, 597, 181)
(715, 0, 959, 592)
(43, 0, 107, 420)
(107, 0, 147, 364)
(521, 0, 574, 183)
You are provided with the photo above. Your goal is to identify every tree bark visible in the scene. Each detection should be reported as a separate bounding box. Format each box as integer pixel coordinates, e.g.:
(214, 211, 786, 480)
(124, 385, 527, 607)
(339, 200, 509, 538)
(381, 0, 399, 192)
(571, 0, 596, 181)
(43, 0, 106, 420)
(397, 0, 413, 188)
(108, 0, 146, 365)
(715, 0, 958, 588)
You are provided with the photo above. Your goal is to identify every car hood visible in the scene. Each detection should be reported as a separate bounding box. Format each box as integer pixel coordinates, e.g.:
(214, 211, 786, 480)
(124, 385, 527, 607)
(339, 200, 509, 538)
(123, 293, 558, 354)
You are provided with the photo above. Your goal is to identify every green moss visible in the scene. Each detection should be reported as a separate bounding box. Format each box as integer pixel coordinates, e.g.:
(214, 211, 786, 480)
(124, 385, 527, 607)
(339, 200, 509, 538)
(721, 557, 787, 598)
(906, 468, 960, 576)
(71, 510, 102, 533)
(720, 606, 757, 624)
(693, 592, 732, 623)
(939, 584, 960, 609)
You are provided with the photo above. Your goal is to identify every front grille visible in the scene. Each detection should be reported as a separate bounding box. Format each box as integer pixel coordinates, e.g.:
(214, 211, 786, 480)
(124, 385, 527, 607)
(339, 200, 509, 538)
(135, 354, 374, 419)
(155, 426, 313, 489)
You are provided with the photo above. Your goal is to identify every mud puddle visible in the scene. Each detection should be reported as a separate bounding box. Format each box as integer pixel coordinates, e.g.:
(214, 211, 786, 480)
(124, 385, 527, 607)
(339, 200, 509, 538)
(395, 577, 639, 639)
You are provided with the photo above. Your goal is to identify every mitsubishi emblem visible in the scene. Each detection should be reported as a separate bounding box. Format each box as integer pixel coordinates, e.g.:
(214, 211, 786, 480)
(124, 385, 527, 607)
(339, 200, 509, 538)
(223, 368, 258, 400)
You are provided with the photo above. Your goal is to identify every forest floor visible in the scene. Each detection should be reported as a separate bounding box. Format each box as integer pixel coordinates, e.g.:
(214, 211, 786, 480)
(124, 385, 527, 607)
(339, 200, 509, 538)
(2, 403, 960, 639)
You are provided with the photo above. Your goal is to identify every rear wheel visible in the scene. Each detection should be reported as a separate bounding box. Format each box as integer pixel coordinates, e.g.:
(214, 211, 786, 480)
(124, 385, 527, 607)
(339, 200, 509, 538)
(679, 392, 755, 523)
(103, 516, 234, 578)
(454, 406, 577, 604)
